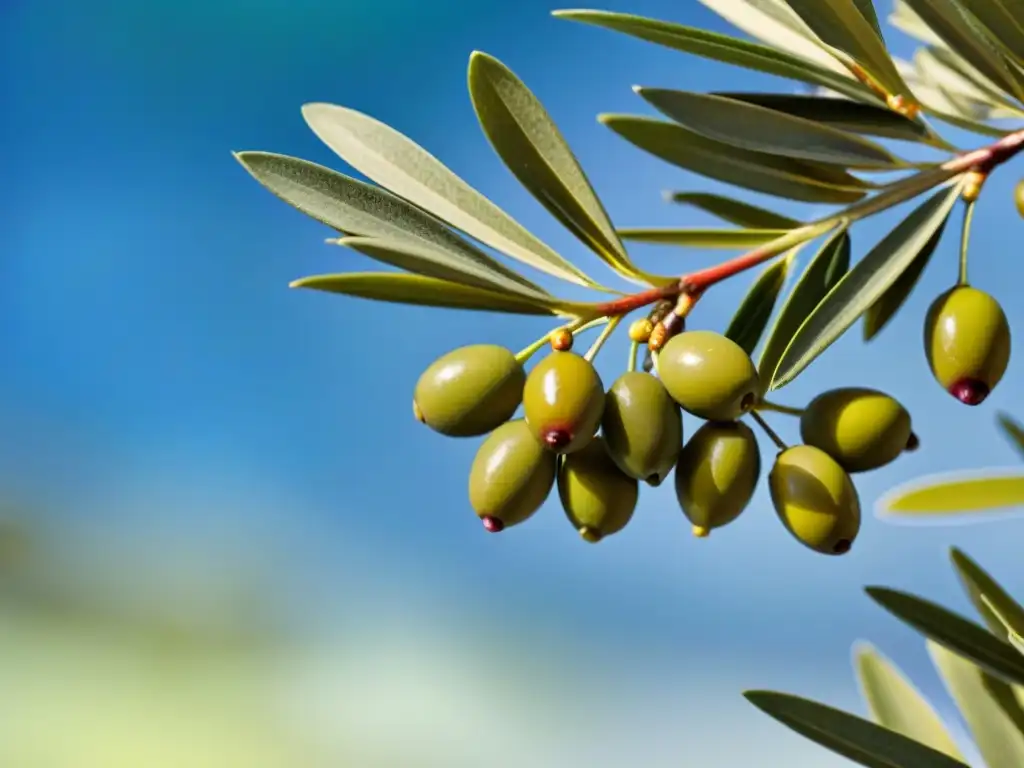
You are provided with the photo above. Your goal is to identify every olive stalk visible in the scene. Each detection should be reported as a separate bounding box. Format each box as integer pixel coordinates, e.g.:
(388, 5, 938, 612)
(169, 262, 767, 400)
(584, 315, 623, 362)
(590, 125, 1024, 321)
(626, 340, 639, 373)
(749, 410, 788, 452)
(757, 400, 804, 418)
(514, 317, 607, 364)
(958, 199, 976, 287)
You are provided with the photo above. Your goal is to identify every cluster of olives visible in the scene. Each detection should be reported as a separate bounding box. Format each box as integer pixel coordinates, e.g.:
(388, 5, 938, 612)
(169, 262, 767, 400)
(413, 319, 919, 557)
(924, 284, 1011, 406)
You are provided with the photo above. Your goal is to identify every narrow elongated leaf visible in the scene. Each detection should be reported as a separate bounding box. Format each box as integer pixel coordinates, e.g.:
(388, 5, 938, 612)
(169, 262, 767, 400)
(854, 643, 965, 761)
(929, 641, 1024, 767)
(917, 47, 1021, 117)
(664, 192, 801, 229)
(758, 228, 849, 394)
(551, 10, 876, 102)
(636, 88, 902, 168)
(862, 207, 945, 341)
(743, 690, 970, 768)
(599, 115, 869, 204)
(233, 151, 544, 293)
(890, 0, 948, 48)
(467, 51, 639, 282)
(997, 412, 1024, 460)
(877, 470, 1024, 516)
(299, 103, 601, 289)
(725, 252, 796, 356)
(951, 548, 1024, 640)
(330, 236, 553, 297)
(779, 0, 913, 99)
(984, 599, 1024, 656)
(953, 0, 1024, 73)
(867, 587, 1024, 687)
(616, 227, 787, 248)
(900, 0, 1024, 101)
(289, 273, 588, 316)
(696, 0, 852, 74)
(710, 93, 931, 143)
(770, 183, 961, 390)
(851, 0, 883, 37)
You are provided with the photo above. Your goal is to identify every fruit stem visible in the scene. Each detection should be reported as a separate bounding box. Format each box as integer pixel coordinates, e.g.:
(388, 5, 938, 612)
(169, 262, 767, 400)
(757, 400, 804, 418)
(627, 340, 639, 373)
(589, 125, 1024, 319)
(958, 199, 976, 287)
(584, 315, 623, 362)
(749, 410, 788, 451)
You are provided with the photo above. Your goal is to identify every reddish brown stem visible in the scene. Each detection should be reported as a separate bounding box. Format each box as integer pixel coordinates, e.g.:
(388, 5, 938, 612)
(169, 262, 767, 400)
(587, 125, 1024, 321)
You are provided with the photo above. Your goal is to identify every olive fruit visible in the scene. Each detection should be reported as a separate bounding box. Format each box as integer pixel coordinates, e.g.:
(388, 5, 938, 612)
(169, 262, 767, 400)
(602, 372, 683, 486)
(523, 351, 604, 453)
(658, 330, 759, 421)
(800, 387, 912, 473)
(768, 445, 861, 556)
(558, 437, 638, 543)
(674, 421, 760, 537)
(924, 286, 1010, 405)
(413, 345, 525, 437)
(1015, 179, 1024, 219)
(468, 420, 556, 533)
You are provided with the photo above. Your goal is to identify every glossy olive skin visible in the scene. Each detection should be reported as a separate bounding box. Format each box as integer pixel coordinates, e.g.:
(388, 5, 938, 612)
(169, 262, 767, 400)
(657, 330, 759, 421)
(413, 345, 525, 437)
(558, 437, 638, 543)
(468, 420, 556, 532)
(800, 387, 912, 473)
(1015, 179, 1024, 219)
(769, 445, 861, 556)
(674, 421, 760, 537)
(602, 371, 683, 486)
(523, 352, 604, 453)
(924, 286, 1011, 406)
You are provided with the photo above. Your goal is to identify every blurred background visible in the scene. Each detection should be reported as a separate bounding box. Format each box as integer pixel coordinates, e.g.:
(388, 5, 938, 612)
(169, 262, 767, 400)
(3, 0, 1024, 765)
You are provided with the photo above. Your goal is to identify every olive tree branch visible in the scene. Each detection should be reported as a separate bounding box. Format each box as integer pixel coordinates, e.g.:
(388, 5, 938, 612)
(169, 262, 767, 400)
(591, 126, 1024, 320)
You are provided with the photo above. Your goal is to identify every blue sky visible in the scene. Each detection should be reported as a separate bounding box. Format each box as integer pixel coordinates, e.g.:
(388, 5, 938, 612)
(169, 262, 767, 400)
(3, 0, 1024, 764)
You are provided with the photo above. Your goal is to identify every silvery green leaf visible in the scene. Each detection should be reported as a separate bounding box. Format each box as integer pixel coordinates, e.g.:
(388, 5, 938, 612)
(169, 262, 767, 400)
(300, 103, 602, 289)
(770, 183, 961, 390)
(664, 192, 801, 229)
(951, 548, 1024, 640)
(725, 251, 796, 356)
(617, 227, 788, 248)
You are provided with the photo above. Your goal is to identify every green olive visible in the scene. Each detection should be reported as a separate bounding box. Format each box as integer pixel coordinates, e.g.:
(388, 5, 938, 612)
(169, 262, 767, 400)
(413, 345, 525, 437)
(657, 330, 759, 421)
(924, 286, 1010, 405)
(523, 351, 604, 453)
(769, 445, 861, 556)
(674, 421, 760, 537)
(602, 371, 683, 486)
(558, 437, 638, 543)
(800, 387, 912, 473)
(1015, 179, 1024, 219)
(468, 420, 556, 533)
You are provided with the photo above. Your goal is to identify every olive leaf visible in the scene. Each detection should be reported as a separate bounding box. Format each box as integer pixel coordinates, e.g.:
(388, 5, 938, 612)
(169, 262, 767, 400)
(696, 0, 854, 75)
(725, 251, 796, 356)
(861, 204, 946, 341)
(299, 103, 603, 290)
(290, 273, 589, 316)
(916, 47, 1022, 118)
(664, 192, 801, 229)
(778, 0, 914, 100)
(850, 0, 883, 38)
(951, 0, 1024, 76)
(550, 10, 876, 102)
(743, 690, 970, 768)
(951, 548, 1024, 640)
(467, 51, 646, 284)
(997, 412, 1024, 460)
(635, 88, 903, 169)
(866, 587, 1024, 688)
(928, 641, 1024, 766)
(982, 598, 1024, 656)
(329, 236, 556, 298)
(876, 470, 1024, 516)
(616, 227, 788, 248)
(757, 227, 849, 395)
(854, 643, 966, 761)
(599, 115, 870, 204)
(709, 93, 932, 143)
(899, 0, 1024, 101)
(233, 151, 545, 294)
(769, 182, 961, 390)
